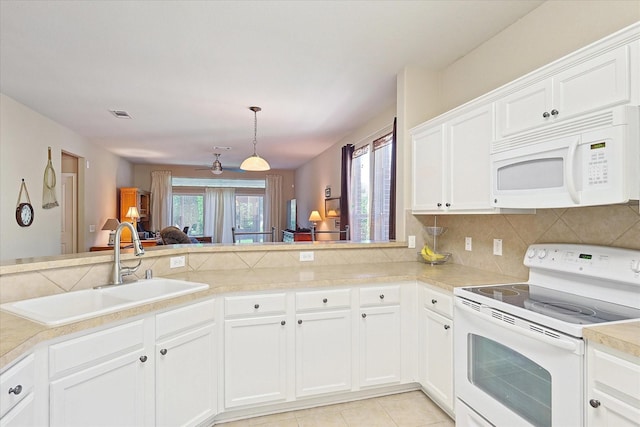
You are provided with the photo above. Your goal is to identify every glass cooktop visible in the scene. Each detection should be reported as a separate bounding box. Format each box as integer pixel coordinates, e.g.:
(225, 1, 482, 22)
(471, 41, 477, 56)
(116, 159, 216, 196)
(461, 284, 640, 325)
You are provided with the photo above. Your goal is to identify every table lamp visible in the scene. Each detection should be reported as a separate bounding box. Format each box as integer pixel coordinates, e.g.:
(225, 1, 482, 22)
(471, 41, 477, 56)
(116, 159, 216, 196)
(126, 206, 140, 231)
(101, 218, 120, 246)
(308, 210, 322, 228)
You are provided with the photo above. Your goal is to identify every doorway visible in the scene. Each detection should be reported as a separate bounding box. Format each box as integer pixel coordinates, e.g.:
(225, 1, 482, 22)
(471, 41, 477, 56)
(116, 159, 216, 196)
(61, 152, 79, 254)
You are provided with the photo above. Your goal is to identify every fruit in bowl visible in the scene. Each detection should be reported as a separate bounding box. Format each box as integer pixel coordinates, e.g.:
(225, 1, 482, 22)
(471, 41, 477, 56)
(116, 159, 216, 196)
(420, 245, 450, 264)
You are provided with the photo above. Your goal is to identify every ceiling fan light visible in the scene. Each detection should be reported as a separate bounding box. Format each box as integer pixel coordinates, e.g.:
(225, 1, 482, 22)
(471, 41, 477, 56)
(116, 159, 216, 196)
(211, 159, 223, 174)
(240, 154, 270, 171)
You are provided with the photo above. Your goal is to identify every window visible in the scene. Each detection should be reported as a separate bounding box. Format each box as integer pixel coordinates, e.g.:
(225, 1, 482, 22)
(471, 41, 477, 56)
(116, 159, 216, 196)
(350, 131, 394, 241)
(171, 178, 265, 239)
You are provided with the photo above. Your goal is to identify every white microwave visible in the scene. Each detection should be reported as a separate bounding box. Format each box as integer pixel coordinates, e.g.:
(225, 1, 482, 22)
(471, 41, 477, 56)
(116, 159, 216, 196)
(490, 106, 639, 209)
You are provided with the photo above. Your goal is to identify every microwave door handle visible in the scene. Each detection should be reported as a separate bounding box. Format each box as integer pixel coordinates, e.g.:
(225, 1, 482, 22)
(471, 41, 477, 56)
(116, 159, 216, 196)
(456, 300, 578, 352)
(566, 137, 581, 204)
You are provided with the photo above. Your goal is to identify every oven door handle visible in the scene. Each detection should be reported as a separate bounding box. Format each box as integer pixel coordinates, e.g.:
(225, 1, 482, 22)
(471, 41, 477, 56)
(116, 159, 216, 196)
(456, 300, 579, 352)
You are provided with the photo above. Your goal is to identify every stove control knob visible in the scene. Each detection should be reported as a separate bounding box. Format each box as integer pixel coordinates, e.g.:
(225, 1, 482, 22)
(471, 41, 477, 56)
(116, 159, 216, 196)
(527, 249, 536, 258)
(538, 249, 548, 259)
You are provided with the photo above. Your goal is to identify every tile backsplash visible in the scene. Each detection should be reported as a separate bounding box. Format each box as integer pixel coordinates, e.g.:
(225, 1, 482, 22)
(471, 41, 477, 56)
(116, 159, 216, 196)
(407, 203, 640, 279)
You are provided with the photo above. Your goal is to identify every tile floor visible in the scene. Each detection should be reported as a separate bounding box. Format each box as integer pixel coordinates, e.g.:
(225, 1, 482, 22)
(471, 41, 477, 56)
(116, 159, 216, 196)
(216, 391, 454, 427)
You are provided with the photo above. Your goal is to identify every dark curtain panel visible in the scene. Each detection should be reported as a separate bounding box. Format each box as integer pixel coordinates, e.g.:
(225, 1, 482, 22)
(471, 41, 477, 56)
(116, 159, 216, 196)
(340, 144, 354, 240)
(389, 117, 397, 240)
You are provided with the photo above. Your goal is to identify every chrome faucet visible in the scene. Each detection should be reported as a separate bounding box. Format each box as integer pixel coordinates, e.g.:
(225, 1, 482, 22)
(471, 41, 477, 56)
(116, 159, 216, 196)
(111, 222, 145, 285)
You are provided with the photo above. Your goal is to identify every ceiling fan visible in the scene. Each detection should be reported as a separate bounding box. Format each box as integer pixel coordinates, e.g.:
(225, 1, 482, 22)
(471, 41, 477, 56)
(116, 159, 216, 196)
(196, 152, 244, 175)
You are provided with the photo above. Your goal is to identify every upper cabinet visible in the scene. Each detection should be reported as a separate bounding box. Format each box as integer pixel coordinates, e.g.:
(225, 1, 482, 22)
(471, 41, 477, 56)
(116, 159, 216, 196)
(496, 45, 635, 138)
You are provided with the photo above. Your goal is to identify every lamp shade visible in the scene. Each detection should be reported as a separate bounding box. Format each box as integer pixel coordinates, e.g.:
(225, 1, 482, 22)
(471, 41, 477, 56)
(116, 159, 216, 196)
(240, 154, 271, 171)
(101, 218, 120, 231)
(308, 210, 322, 222)
(126, 206, 140, 220)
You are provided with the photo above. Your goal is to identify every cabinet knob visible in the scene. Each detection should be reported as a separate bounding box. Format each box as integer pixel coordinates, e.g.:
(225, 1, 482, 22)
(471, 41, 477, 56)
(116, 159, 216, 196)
(160, 349, 168, 355)
(431, 299, 438, 304)
(139, 355, 148, 363)
(437, 203, 442, 207)
(281, 320, 286, 326)
(445, 203, 451, 207)
(444, 324, 451, 330)
(322, 298, 328, 303)
(8, 385, 22, 395)
(379, 294, 385, 300)
(551, 109, 559, 116)
(254, 304, 260, 309)
(589, 399, 601, 408)
(362, 313, 367, 318)
(298, 319, 303, 325)
(542, 111, 550, 118)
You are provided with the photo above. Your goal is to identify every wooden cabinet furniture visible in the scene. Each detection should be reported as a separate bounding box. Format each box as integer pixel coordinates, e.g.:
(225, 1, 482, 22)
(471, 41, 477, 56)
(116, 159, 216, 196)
(119, 187, 151, 242)
(587, 342, 640, 427)
(419, 284, 454, 416)
(282, 230, 313, 242)
(223, 293, 288, 409)
(89, 240, 158, 251)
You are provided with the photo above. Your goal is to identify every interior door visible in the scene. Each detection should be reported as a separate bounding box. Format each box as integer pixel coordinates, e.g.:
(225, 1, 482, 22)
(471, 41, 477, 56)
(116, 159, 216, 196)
(60, 173, 77, 254)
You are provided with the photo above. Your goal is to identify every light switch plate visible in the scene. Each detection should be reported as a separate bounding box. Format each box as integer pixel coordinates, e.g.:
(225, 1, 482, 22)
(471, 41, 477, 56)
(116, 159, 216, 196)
(465, 237, 472, 251)
(170, 256, 186, 268)
(300, 251, 314, 262)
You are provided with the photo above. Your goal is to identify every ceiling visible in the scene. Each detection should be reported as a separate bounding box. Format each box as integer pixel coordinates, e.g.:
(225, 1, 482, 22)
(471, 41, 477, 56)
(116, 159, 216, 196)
(0, 0, 543, 170)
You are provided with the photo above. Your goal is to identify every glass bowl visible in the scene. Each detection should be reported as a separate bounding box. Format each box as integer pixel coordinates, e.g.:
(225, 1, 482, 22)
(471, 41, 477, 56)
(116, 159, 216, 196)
(418, 251, 451, 265)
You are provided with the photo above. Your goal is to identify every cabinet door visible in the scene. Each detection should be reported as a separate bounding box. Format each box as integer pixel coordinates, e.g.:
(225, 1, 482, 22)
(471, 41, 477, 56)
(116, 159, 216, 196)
(448, 104, 494, 211)
(50, 349, 151, 427)
(496, 79, 552, 137)
(224, 315, 288, 408)
(359, 305, 401, 388)
(553, 45, 631, 123)
(295, 310, 351, 397)
(412, 124, 446, 212)
(420, 308, 454, 414)
(156, 324, 216, 427)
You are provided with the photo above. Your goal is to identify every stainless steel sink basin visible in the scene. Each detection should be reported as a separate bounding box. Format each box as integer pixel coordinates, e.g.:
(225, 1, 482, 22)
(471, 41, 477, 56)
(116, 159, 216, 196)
(0, 278, 209, 326)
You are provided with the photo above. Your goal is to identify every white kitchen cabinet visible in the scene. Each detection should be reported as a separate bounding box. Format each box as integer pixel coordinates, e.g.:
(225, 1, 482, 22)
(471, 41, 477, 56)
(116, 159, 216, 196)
(412, 104, 501, 214)
(358, 285, 401, 388)
(0, 354, 37, 427)
(223, 293, 288, 408)
(587, 342, 640, 427)
(419, 285, 454, 416)
(496, 44, 635, 138)
(155, 299, 216, 427)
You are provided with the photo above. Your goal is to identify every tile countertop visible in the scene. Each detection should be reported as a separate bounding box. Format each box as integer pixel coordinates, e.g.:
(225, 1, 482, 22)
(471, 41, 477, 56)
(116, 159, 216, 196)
(1, 261, 638, 368)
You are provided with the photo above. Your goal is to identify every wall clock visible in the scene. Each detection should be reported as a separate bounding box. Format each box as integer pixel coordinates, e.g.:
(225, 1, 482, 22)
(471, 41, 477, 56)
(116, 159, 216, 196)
(16, 179, 34, 227)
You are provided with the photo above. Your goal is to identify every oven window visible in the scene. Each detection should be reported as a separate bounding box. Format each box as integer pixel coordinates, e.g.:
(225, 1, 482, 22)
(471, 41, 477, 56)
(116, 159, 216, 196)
(469, 334, 551, 427)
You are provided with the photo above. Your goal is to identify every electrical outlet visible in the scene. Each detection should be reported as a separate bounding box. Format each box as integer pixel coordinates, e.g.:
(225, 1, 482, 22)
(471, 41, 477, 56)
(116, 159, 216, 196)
(300, 251, 314, 262)
(170, 256, 186, 268)
(408, 235, 416, 249)
(493, 239, 503, 256)
(465, 237, 472, 251)
(89, 224, 95, 233)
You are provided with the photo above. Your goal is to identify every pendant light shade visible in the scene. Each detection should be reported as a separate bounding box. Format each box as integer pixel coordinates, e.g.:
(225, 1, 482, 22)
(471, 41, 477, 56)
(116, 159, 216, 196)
(240, 106, 270, 171)
(211, 154, 223, 175)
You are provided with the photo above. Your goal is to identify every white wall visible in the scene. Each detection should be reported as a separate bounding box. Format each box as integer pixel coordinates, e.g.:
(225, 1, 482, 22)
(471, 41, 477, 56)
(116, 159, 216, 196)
(0, 94, 133, 260)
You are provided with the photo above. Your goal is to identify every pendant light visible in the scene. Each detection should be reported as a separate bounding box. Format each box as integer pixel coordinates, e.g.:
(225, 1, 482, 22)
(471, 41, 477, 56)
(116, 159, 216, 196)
(211, 153, 223, 175)
(240, 106, 270, 171)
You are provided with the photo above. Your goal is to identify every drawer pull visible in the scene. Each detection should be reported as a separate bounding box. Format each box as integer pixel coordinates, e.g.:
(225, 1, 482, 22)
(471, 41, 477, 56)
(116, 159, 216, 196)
(281, 320, 286, 326)
(322, 298, 328, 303)
(160, 349, 168, 355)
(298, 319, 303, 325)
(254, 304, 260, 309)
(431, 299, 438, 304)
(139, 355, 148, 363)
(589, 399, 601, 408)
(362, 313, 367, 318)
(379, 294, 385, 300)
(444, 324, 451, 330)
(8, 385, 22, 395)
(550, 109, 559, 116)
(542, 111, 550, 118)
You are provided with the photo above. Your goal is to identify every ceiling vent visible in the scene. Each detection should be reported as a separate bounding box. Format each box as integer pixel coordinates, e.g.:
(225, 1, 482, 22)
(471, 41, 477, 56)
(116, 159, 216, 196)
(109, 110, 132, 119)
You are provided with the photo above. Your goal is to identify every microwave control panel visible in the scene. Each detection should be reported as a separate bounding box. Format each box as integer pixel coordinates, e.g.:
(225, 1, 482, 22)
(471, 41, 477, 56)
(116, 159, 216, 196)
(586, 141, 609, 186)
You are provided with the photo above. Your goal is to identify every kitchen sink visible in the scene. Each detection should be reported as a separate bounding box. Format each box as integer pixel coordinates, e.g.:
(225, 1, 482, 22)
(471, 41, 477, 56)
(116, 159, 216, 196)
(0, 278, 209, 326)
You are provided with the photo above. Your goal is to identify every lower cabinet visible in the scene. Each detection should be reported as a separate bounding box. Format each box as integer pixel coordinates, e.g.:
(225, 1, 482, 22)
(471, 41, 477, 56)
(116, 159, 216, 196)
(419, 285, 455, 415)
(587, 342, 640, 427)
(0, 353, 39, 427)
(48, 298, 216, 427)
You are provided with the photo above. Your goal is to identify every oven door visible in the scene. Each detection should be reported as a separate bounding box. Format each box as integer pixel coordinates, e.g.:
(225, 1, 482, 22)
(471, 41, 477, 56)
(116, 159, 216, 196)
(454, 298, 585, 427)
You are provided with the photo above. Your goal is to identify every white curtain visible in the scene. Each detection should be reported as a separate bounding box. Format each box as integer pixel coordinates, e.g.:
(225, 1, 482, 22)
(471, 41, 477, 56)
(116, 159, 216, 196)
(265, 174, 282, 242)
(150, 170, 172, 232)
(204, 188, 235, 243)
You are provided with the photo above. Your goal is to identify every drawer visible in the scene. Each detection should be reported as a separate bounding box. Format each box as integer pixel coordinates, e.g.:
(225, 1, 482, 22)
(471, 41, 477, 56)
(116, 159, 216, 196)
(49, 319, 146, 377)
(0, 354, 35, 419)
(590, 345, 640, 398)
(225, 293, 286, 318)
(156, 298, 215, 340)
(360, 285, 400, 306)
(296, 288, 351, 311)
(424, 286, 453, 318)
